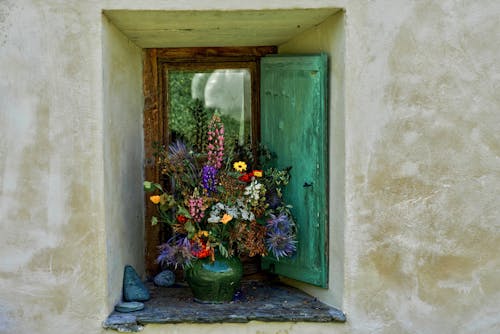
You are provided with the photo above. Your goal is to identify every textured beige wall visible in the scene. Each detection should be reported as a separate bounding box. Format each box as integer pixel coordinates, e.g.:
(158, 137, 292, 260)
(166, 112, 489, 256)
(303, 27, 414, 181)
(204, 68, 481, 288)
(0, 1, 108, 332)
(102, 15, 144, 309)
(344, 1, 500, 333)
(0, 0, 499, 334)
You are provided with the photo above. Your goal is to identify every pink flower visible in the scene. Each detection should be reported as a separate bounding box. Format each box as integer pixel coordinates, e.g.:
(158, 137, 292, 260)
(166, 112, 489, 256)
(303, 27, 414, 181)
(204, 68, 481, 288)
(188, 195, 204, 223)
(206, 114, 224, 169)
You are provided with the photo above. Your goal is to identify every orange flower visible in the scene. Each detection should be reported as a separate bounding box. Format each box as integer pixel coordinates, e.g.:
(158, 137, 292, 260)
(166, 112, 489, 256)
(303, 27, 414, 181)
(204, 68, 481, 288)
(191, 240, 211, 259)
(150, 195, 161, 204)
(253, 170, 263, 177)
(220, 213, 233, 224)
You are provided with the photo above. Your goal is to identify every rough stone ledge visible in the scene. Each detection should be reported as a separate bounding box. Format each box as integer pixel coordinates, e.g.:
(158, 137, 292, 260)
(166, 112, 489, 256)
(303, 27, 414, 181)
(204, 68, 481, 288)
(103, 281, 346, 332)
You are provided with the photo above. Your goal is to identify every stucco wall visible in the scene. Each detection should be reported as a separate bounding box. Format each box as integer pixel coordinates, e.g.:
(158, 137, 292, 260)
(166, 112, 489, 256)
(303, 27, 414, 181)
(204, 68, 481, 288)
(344, 1, 500, 332)
(0, 1, 108, 332)
(0, 1, 499, 334)
(102, 15, 144, 309)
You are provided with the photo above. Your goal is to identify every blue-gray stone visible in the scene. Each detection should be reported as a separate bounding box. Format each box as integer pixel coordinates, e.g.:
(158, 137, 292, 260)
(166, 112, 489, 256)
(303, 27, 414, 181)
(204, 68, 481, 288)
(123, 265, 150, 301)
(154, 270, 175, 287)
(115, 301, 145, 313)
(102, 314, 143, 332)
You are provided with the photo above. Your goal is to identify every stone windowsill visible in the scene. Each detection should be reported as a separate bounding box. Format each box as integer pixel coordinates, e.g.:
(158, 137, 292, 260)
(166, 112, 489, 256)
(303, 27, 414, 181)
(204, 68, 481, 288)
(103, 280, 346, 332)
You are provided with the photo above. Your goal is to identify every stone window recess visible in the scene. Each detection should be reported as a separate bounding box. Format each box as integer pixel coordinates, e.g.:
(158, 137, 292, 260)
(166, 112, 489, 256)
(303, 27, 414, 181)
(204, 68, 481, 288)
(100, 47, 342, 331)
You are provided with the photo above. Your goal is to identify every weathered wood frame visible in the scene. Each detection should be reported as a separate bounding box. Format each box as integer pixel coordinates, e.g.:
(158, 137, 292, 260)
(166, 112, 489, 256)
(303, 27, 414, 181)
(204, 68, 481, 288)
(142, 46, 277, 276)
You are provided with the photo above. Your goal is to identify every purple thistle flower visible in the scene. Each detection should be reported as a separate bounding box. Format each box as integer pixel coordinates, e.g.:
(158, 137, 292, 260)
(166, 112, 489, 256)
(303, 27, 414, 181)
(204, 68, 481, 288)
(266, 189, 282, 209)
(157, 243, 174, 265)
(266, 230, 297, 259)
(167, 139, 198, 181)
(201, 165, 218, 195)
(168, 140, 190, 159)
(157, 236, 193, 268)
(177, 236, 191, 248)
(267, 213, 293, 234)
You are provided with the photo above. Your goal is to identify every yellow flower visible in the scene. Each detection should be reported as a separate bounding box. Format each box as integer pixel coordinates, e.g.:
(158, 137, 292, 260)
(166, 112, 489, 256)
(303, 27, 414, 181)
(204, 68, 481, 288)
(220, 213, 233, 225)
(233, 161, 247, 172)
(150, 195, 161, 204)
(253, 170, 263, 177)
(197, 230, 209, 237)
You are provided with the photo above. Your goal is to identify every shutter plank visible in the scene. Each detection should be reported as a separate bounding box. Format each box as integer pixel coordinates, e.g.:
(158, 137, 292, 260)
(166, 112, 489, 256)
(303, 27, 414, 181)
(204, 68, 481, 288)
(260, 54, 328, 288)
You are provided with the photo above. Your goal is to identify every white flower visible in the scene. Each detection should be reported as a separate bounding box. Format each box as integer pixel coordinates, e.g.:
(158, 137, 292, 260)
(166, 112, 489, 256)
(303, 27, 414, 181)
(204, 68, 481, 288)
(226, 206, 239, 218)
(244, 180, 262, 201)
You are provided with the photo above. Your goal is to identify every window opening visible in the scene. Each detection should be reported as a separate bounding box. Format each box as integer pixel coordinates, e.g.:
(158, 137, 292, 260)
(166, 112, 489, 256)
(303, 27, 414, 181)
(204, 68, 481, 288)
(104, 46, 344, 331)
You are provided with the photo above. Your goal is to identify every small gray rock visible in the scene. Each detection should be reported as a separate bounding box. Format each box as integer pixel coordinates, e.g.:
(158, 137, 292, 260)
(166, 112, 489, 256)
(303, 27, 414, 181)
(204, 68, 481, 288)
(154, 270, 175, 287)
(102, 313, 143, 332)
(123, 265, 150, 301)
(115, 301, 144, 313)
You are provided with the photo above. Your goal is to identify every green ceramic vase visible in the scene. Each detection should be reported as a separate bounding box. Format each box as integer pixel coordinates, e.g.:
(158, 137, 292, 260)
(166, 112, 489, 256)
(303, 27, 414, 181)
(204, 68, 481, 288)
(185, 256, 243, 303)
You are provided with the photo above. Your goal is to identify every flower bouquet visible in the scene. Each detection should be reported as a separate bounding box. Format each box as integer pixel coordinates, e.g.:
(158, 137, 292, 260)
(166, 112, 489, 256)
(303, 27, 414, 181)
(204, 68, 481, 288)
(144, 113, 297, 302)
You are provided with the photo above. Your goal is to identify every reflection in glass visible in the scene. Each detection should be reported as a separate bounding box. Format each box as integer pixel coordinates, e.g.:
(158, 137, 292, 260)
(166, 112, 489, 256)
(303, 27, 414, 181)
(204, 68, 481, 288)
(168, 69, 251, 151)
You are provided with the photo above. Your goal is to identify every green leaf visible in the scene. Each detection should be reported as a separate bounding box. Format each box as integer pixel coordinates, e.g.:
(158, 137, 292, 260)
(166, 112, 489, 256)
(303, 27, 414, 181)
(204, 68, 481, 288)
(144, 181, 163, 192)
(151, 216, 158, 226)
(218, 244, 229, 258)
(185, 221, 195, 232)
(177, 205, 192, 219)
(144, 181, 153, 191)
(185, 221, 196, 239)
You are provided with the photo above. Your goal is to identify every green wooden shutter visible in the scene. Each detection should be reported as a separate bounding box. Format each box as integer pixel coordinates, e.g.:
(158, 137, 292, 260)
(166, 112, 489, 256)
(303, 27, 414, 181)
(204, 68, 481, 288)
(260, 54, 328, 288)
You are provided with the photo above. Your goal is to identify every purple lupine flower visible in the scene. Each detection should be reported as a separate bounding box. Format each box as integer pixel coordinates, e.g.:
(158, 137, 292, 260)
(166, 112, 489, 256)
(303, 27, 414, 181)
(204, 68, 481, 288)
(265, 230, 297, 259)
(201, 165, 218, 195)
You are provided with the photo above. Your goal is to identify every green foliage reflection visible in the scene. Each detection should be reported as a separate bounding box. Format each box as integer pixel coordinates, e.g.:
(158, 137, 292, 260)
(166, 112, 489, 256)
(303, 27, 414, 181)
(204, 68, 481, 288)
(168, 71, 250, 152)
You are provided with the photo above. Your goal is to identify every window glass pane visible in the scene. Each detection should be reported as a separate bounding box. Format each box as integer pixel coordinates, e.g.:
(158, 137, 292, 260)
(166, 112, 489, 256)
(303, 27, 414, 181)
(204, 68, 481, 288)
(168, 69, 251, 151)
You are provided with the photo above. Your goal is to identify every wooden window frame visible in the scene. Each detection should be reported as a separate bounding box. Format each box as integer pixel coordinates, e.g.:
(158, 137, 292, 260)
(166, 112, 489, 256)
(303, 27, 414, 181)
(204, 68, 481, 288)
(142, 46, 277, 276)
